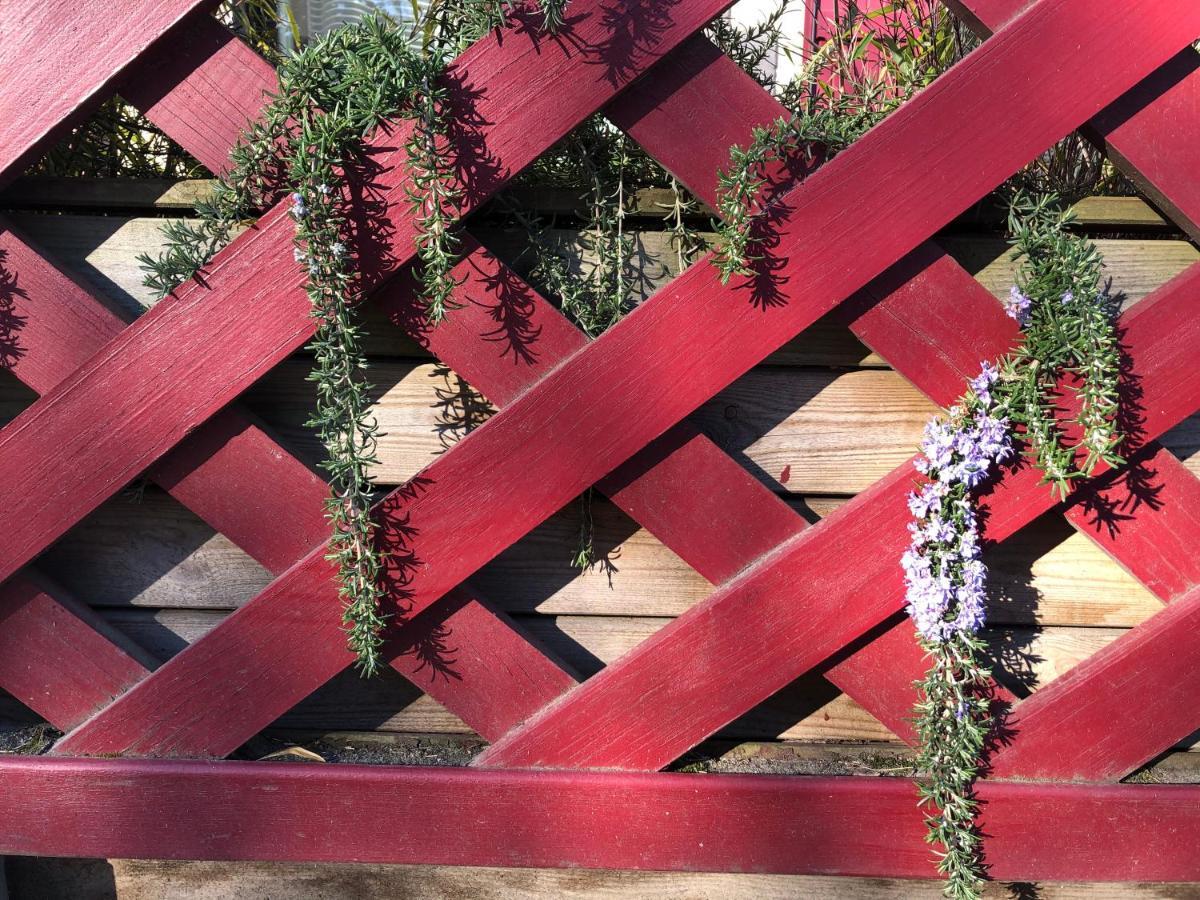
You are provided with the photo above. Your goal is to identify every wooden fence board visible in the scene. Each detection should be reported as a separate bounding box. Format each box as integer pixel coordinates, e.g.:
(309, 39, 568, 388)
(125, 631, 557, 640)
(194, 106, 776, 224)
(477, 258, 1200, 770)
(119, 14, 275, 177)
(0, 0, 731, 587)
(0, 576, 150, 730)
(34, 486, 1161, 629)
(0, 222, 569, 744)
(17, 858, 1200, 899)
(7, 757, 1200, 881)
(948, 0, 1200, 243)
(0, 2, 217, 186)
(12, 212, 1197, 323)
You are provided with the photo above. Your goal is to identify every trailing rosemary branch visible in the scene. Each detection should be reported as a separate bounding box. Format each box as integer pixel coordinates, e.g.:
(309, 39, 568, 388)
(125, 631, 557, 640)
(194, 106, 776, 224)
(901, 192, 1124, 898)
(139, 9, 563, 674)
(997, 190, 1124, 495)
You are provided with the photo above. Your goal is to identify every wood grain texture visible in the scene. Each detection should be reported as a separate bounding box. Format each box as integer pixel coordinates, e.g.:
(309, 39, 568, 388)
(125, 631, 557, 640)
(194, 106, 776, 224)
(991, 584, 1200, 781)
(0, 0, 731, 585)
(0, 1, 217, 186)
(19, 858, 1200, 899)
(51, 0, 1200, 759)
(949, 0, 1200, 243)
(119, 14, 275, 176)
(35, 487, 1158, 628)
(0, 222, 568, 743)
(100, 606, 1148, 743)
(7, 757, 1200, 881)
(573, 7, 1200, 773)
(0, 575, 150, 730)
(477, 255, 1200, 770)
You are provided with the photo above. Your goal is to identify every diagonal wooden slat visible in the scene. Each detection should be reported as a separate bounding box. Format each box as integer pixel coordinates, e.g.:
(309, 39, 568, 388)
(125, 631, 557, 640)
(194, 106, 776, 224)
(118, 11, 277, 177)
(945, 0, 1200, 243)
(0, 574, 152, 728)
(988, 580, 1200, 781)
(0, 0, 732, 588)
(476, 259, 1200, 770)
(50, 0, 1200, 759)
(0, 218, 574, 742)
(617, 34, 1200, 765)
(0, 0, 219, 188)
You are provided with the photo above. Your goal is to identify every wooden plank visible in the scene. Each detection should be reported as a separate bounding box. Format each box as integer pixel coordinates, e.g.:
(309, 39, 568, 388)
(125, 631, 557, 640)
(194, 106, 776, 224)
(1064, 445, 1200, 604)
(0, 575, 150, 731)
(99, 608, 898, 743)
(947, 0, 1200, 243)
(0, 1, 217, 186)
(5, 174, 1179, 230)
(119, 14, 275, 176)
(101, 605, 1146, 743)
(37, 486, 1159, 629)
(13, 211, 1198, 333)
(0, 217, 571, 743)
(0, 0, 732, 586)
(0, 177, 215, 211)
(51, 0, 1200, 759)
(991, 584, 1200, 781)
(17, 859, 1199, 899)
(7, 757, 1200, 881)
(609, 20, 1200, 768)
(476, 258, 1200, 770)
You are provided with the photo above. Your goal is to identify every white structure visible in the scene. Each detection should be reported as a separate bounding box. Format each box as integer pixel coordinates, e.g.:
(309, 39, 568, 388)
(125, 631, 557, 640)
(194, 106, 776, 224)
(281, 0, 810, 82)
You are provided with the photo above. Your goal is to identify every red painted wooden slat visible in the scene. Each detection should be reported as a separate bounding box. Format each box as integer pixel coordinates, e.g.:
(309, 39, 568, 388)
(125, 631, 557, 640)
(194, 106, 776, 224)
(0, 576, 150, 731)
(989, 583, 1200, 781)
(610, 22, 1200, 750)
(4, 756, 1200, 881)
(130, 23, 918, 747)
(1064, 446, 1200, 606)
(0, 0, 732, 587)
(51, 0, 1200, 759)
(476, 259, 1200, 770)
(131, 22, 818, 728)
(947, 0, 1200, 242)
(392, 247, 808, 589)
(107, 20, 581, 735)
(0, 221, 571, 744)
(0, 0, 218, 188)
(119, 13, 276, 176)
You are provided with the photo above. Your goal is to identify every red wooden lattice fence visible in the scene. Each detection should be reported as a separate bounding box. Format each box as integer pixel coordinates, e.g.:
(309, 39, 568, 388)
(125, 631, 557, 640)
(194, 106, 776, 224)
(1, 0, 1200, 881)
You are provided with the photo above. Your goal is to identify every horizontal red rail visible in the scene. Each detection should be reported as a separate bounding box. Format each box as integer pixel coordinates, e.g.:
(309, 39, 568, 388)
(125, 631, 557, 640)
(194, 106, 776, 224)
(2, 756, 1200, 882)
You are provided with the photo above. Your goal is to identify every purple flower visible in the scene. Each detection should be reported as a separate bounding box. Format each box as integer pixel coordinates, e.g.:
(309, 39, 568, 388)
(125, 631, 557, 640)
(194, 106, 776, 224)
(1003, 286, 1032, 325)
(907, 482, 947, 519)
(1061, 290, 1074, 305)
(973, 413, 1013, 464)
(920, 419, 957, 471)
(969, 361, 1000, 407)
(290, 192, 308, 218)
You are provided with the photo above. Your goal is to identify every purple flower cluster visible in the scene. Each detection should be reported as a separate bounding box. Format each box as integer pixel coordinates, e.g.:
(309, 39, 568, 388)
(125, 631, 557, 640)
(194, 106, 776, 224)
(1002, 286, 1031, 325)
(290, 192, 308, 219)
(902, 363, 1013, 643)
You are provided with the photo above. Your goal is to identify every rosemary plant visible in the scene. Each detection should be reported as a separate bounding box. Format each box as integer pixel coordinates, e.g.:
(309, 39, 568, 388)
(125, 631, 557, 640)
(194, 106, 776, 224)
(901, 192, 1124, 898)
(997, 190, 1124, 496)
(139, 8, 564, 673)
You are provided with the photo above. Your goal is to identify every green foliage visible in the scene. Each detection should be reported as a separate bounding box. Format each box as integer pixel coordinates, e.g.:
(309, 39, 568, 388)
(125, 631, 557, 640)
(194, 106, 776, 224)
(716, 1, 967, 280)
(914, 632, 990, 900)
(992, 191, 1124, 498)
(406, 52, 463, 323)
(139, 12, 513, 674)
